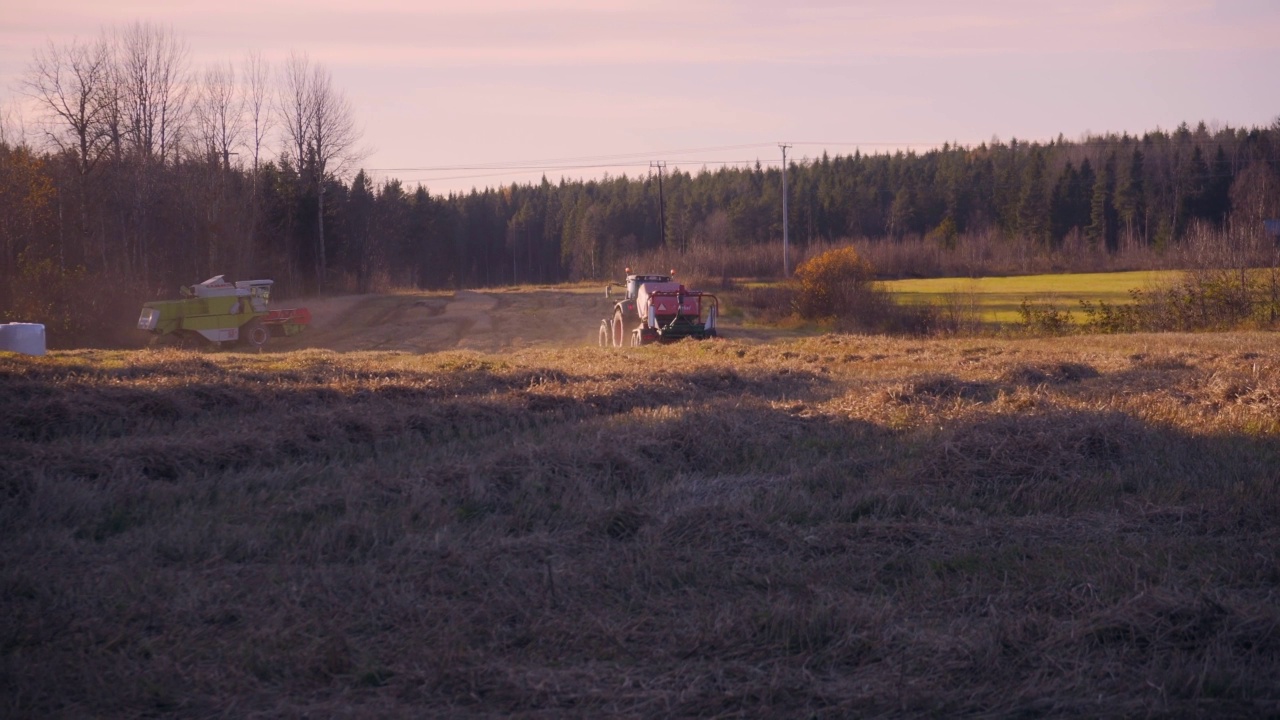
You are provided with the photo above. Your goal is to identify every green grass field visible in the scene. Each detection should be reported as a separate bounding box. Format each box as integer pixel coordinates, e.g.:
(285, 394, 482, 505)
(883, 270, 1181, 324)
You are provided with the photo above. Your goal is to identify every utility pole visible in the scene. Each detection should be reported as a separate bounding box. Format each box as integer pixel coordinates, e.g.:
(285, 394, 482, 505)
(650, 161, 667, 250)
(779, 143, 792, 276)
(317, 182, 326, 294)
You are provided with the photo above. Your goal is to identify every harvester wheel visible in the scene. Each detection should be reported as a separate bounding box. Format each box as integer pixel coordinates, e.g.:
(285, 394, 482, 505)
(242, 318, 270, 349)
(612, 309, 627, 348)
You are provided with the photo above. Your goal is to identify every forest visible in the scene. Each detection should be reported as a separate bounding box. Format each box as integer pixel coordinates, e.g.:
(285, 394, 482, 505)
(2, 23, 1279, 345)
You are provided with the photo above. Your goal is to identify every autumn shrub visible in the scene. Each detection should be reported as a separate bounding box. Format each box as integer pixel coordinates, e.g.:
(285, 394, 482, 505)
(793, 246, 874, 319)
(1137, 269, 1277, 331)
(1018, 298, 1073, 335)
(1079, 269, 1280, 335)
(791, 246, 935, 333)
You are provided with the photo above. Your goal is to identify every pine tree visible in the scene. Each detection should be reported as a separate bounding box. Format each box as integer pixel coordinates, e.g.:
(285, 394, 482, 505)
(1017, 148, 1049, 245)
(887, 185, 917, 238)
(1179, 146, 1211, 232)
(1114, 148, 1145, 244)
(346, 170, 374, 291)
(1049, 161, 1077, 246)
(1087, 153, 1117, 250)
(1075, 158, 1096, 236)
(1201, 146, 1232, 226)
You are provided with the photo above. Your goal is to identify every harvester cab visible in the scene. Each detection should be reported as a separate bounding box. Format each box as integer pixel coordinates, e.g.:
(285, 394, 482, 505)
(138, 275, 310, 349)
(598, 268, 719, 347)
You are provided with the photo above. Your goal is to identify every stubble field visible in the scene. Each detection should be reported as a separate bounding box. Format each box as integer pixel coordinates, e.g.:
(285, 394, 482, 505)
(3, 293, 1280, 716)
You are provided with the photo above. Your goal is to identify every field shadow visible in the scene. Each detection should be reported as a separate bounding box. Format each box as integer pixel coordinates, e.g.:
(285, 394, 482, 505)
(4, 354, 1280, 717)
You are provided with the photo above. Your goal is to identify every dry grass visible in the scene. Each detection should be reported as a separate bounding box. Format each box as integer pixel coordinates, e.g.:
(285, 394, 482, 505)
(3, 334, 1280, 717)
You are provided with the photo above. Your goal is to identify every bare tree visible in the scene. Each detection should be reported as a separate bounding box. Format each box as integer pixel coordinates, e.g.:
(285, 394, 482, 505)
(22, 36, 114, 270)
(0, 99, 28, 147)
(189, 61, 247, 275)
(109, 22, 190, 282)
(276, 53, 363, 177)
(192, 61, 244, 169)
(115, 22, 190, 163)
(275, 51, 314, 291)
(276, 52, 365, 291)
(310, 64, 363, 182)
(243, 51, 272, 174)
(100, 47, 125, 164)
(276, 51, 313, 172)
(243, 51, 272, 273)
(310, 62, 365, 292)
(22, 36, 113, 175)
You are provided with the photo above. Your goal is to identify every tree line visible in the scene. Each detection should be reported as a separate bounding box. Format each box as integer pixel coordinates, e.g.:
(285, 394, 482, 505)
(2, 23, 1279, 344)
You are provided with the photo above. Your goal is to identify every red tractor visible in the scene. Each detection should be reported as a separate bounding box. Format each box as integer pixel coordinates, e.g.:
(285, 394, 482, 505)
(599, 269, 720, 347)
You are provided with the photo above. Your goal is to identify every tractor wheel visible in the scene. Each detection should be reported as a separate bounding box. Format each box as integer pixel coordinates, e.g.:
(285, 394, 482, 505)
(241, 318, 270, 350)
(612, 309, 627, 348)
(598, 321, 609, 347)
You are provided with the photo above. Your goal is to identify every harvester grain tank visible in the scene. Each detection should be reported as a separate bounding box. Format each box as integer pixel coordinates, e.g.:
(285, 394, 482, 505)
(599, 269, 719, 347)
(137, 275, 310, 348)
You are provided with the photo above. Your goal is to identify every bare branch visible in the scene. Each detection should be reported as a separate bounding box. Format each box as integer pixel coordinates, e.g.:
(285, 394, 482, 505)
(193, 61, 244, 168)
(115, 21, 191, 164)
(276, 51, 313, 172)
(275, 53, 365, 181)
(243, 50, 272, 172)
(0, 97, 31, 148)
(309, 63, 365, 181)
(21, 36, 113, 174)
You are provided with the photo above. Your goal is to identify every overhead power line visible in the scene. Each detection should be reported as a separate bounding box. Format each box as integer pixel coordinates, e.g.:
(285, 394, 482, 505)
(367, 142, 780, 174)
(369, 133, 1265, 178)
(370, 134, 1266, 188)
(380, 159, 794, 185)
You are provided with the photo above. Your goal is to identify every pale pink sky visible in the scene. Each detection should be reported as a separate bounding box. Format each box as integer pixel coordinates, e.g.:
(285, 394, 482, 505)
(3, 0, 1278, 194)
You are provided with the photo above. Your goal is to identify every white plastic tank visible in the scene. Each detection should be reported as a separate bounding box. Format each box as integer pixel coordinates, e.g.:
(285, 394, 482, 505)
(0, 323, 47, 356)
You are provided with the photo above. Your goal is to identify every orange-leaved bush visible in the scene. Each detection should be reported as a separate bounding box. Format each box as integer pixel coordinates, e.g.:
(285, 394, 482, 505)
(792, 246, 875, 320)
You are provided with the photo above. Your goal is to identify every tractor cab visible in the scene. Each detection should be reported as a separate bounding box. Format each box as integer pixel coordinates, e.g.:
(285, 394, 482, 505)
(624, 273, 672, 301)
(234, 280, 274, 313)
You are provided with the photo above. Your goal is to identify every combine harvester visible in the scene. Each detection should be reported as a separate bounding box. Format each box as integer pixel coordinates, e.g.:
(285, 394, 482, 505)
(137, 275, 310, 349)
(599, 269, 719, 347)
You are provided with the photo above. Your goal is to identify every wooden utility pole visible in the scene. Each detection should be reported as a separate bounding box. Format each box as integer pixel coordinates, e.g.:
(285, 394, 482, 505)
(651, 161, 667, 250)
(779, 143, 792, 275)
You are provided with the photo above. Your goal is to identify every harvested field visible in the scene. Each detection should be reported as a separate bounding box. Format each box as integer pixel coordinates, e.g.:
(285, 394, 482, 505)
(269, 285, 621, 354)
(3, 332, 1280, 717)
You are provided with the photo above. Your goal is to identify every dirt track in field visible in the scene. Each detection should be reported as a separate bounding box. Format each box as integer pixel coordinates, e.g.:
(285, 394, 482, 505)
(273, 285, 716, 353)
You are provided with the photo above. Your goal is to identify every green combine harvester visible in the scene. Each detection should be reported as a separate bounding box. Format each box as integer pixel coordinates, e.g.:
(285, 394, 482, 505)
(137, 275, 310, 348)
